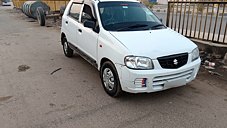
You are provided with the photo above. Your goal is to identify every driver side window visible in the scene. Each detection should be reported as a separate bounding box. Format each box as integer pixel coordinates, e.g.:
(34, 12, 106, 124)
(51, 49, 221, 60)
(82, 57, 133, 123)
(81, 4, 100, 33)
(81, 12, 92, 23)
(81, 4, 93, 23)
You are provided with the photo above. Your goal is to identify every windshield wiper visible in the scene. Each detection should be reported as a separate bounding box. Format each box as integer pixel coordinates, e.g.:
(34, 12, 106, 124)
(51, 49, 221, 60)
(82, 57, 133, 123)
(117, 24, 148, 31)
(149, 24, 165, 29)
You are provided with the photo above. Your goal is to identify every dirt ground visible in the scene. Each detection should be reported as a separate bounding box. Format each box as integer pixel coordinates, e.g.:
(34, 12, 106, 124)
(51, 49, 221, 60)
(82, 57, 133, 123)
(7, 6, 227, 108)
(198, 66, 227, 91)
(7, 8, 227, 77)
(1, 7, 227, 128)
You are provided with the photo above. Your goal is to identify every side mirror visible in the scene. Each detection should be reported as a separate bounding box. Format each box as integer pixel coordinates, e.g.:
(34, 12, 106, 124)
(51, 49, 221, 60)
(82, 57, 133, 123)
(84, 20, 95, 29)
(159, 18, 163, 22)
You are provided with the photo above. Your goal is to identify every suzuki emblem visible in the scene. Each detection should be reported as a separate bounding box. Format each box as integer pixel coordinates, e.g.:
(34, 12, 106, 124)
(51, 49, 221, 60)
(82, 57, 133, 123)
(173, 59, 178, 65)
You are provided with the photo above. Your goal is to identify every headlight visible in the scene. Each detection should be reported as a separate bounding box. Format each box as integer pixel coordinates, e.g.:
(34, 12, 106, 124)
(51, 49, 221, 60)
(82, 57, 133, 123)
(125, 56, 154, 70)
(191, 48, 199, 61)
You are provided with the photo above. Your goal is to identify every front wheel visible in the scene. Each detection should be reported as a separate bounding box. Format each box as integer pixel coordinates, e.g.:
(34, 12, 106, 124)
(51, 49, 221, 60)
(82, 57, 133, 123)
(101, 61, 123, 97)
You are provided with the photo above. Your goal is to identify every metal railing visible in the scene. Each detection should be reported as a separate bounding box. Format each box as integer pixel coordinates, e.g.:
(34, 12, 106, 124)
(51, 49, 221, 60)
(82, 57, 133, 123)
(12, 0, 70, 12)
(166, 0, 227, 44)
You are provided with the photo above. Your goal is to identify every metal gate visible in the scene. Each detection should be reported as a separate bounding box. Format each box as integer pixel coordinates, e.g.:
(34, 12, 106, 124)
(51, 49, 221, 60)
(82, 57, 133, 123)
(166, 0, 227, 44)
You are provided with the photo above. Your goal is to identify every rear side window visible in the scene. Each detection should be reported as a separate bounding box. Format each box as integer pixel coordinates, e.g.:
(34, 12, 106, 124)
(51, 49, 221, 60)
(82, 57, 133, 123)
(69, 3, 83, 21)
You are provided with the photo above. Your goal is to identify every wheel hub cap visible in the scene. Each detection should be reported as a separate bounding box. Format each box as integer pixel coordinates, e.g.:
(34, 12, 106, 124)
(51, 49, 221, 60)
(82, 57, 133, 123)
(64, 41, 68, 54)
(103, 68, 114, 91)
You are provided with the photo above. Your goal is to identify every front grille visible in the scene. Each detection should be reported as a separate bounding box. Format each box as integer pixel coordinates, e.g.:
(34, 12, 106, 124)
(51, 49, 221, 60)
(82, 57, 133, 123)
(152, 69, 193, 86)
(157, 53, 188, 69)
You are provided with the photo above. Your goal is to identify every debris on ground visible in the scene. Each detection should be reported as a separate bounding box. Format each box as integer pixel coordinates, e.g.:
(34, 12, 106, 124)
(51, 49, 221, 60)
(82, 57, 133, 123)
(204, 60, 215, 67)
(208, 71, 222, 76)
(18, 65, 30, 72)
(204, 60, 216, 70)
(50, 68, 62, 75)
(200, 51, 226, 76)
(200, 51, 225, 65)
(223, 66, 227, 69)
(205, 66, 215, 70)
(49, 103, 56, 107)
(212, 54, 222, 59)
(0, 96, 13, 102)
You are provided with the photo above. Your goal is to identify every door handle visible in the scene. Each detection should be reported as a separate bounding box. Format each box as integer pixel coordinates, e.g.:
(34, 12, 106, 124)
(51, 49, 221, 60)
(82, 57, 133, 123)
(78, 29, 82, 33)
(66, 21, 68, 24)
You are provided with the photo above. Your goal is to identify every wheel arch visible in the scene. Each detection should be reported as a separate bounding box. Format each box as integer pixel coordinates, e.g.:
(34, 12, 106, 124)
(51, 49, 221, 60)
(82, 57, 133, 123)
(99, 57, 115, 77)
(61, 33, 66, 45)
(100, 57, 113, 70)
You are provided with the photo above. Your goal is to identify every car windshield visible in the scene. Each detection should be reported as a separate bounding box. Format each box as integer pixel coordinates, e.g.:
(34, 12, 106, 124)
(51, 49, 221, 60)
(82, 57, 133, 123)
(98, 2, 165, 31)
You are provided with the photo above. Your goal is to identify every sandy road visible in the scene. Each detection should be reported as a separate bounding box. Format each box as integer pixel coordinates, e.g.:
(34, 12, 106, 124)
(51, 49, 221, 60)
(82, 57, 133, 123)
(0, 6, 227, 128)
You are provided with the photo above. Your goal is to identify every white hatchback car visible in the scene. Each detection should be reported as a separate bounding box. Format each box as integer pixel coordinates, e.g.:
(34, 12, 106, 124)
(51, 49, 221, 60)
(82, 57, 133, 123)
(61, 0, 201, 97)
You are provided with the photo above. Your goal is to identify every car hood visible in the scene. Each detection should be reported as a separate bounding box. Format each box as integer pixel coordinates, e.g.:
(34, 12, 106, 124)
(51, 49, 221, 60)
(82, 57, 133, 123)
(110, 28, 197, 59)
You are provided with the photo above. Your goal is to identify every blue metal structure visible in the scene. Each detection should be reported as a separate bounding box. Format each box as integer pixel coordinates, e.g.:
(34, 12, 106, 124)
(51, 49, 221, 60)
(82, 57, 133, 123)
(149, 0, 157, 2)
(22, 1, 50, 19)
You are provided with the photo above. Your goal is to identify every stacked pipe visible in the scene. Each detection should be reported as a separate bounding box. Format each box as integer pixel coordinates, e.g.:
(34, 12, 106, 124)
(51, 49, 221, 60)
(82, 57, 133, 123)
(22, 1, 50, 19)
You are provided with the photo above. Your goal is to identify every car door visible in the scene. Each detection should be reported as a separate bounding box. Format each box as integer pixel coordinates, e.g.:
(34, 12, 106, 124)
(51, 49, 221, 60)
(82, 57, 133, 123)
(64, 2, 83, 46)
(76, 4, 99, 62)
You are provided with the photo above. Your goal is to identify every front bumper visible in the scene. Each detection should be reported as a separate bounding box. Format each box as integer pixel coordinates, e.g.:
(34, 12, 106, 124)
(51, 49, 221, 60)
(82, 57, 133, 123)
(116, 58, 201, 93)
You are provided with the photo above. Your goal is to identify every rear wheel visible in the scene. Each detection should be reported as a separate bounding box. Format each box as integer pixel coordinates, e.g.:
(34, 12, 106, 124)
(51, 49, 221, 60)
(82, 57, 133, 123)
(101, 61, 123, 97)
(62, 37, 73, 57)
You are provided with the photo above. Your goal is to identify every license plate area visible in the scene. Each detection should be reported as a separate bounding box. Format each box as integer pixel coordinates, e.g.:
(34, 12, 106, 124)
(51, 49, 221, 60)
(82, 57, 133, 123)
(164, 77, 187, 89)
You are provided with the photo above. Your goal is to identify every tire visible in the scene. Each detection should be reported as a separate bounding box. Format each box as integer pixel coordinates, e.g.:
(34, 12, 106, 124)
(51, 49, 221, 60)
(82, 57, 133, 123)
(101, 61, 123, 97)
(36, 7, 46, 26)
(62, 37, 73, 57)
